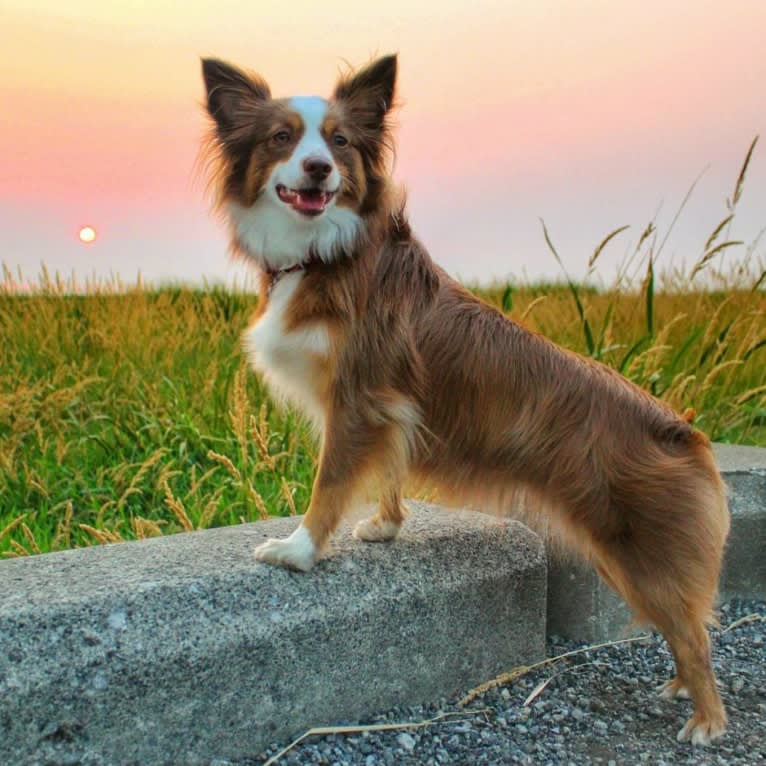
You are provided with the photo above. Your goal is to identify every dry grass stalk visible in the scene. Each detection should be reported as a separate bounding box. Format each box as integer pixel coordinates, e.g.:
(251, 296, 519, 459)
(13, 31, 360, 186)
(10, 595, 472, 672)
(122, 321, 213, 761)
(198, 486, 226, 528)
(78, 524, 123, 545)
(207, 450, 242, 481)
(262, 710, 490, 766)
(246, 479, 270, 519)
(230, 367, 250, 469)
(522, 661, 608, 707)
(189, 465, 220, 497)
(7, 540, 30, 557)
(131, 517, 166, 539)
(281, 478, 297, 516)
(735, 385, 766, 405)
(462, 610, 765, 709)
(459, 633, 652, 706)
(20, 523, 41, 555)
(520, 295, 548, 322)
(251, 408, 276, 470)
(701, 360, 743, 391)
(0, 514, 27, 543)
(162, 480, 194, 532)
(51, 501, 74, 550)
(721, 613, 764, 633)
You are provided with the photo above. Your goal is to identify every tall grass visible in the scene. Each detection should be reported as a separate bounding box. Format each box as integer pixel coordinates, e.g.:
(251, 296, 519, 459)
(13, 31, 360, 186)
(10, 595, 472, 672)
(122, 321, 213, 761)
(1, 140, 764, 557)
(0, 279, 315, 556)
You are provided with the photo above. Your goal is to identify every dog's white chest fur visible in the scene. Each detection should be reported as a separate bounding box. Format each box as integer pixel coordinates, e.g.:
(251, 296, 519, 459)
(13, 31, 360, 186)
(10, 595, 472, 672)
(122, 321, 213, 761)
(243, 272, 330, 427)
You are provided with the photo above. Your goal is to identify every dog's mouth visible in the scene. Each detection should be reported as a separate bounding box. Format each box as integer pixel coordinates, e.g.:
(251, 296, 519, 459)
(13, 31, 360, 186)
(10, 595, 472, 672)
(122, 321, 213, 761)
(276, 185, 336, 217)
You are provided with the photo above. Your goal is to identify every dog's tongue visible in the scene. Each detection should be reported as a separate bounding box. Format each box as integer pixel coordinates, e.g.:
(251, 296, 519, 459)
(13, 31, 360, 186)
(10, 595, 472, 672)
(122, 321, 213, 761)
(294, 189, 327, 215)
(278, 185, 329, 216)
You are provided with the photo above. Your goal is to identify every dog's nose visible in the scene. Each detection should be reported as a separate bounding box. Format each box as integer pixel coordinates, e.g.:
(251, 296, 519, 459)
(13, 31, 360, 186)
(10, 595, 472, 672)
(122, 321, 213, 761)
(303, 156, 333, 181)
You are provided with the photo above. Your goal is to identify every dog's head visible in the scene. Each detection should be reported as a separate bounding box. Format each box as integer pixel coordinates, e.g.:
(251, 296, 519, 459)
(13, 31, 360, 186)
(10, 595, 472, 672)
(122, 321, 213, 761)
(202, 55, 397, 271)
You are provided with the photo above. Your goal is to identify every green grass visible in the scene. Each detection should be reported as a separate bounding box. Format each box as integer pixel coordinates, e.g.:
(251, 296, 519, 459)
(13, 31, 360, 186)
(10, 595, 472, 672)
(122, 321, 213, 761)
(2, 269, 763, 558)
(1, 139, 764, 557)
(0, 282, 316, 555)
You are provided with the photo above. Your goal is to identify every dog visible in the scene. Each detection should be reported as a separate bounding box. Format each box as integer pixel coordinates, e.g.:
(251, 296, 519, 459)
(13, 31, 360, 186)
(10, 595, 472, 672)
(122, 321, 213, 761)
(200, 54, 730, 745)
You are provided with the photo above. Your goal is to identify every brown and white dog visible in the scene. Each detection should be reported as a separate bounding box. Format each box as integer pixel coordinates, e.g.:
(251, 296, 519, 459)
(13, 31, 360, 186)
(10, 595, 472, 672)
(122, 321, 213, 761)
(201, 54, 730, 745)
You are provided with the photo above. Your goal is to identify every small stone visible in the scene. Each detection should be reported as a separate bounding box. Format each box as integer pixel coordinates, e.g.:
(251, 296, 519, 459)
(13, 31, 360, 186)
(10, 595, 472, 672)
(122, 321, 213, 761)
(500, 688, 511, 701)
(107, 610, 128, 632)
(82, 630, 102, 646)
(731, 677, 745, 694)
(364, 756, 376, 766)
(571, 707, 586, 722)
(396, 732, 416, 752)
(594, 720, 608, 733)
(515, 724, 529, 735)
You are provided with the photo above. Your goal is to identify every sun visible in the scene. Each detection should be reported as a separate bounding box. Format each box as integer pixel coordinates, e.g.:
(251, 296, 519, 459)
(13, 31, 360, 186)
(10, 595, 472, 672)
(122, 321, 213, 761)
(78, 226, 97, 244)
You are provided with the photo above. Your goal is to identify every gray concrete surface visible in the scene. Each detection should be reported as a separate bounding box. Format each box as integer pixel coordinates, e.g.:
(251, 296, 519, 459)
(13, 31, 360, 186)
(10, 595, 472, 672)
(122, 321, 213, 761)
(716, 443, 766, 600)
(547, 442, 766, 642)
(0, 503, 546, 766)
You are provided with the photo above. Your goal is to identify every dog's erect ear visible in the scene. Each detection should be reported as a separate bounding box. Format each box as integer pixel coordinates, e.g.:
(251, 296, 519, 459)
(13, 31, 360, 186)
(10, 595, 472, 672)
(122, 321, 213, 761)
(202, 58, 271, 136)
(333, 54, 397, 132)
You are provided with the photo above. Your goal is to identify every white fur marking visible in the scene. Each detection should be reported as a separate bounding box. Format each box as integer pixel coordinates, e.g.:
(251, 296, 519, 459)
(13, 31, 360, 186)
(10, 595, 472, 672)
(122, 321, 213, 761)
(658, 680, 691, 700)
(254, 524, 316, 572)
(243, 271, 329, 427)
(353, 517, 401, 542)
(676, 716, 726, 746)
(227, 95, 363, 270)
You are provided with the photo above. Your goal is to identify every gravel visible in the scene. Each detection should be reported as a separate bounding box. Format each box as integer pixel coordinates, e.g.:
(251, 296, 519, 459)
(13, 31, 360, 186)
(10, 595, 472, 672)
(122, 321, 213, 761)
(244, 599, 765, 766)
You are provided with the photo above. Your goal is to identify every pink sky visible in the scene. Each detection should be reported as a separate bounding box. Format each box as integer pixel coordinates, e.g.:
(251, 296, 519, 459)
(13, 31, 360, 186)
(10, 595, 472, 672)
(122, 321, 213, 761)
(2, 1, 764, 285)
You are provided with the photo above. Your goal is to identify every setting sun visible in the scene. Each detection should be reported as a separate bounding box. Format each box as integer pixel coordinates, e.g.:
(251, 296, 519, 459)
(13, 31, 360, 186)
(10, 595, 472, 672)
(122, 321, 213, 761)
(78, 225, 97, 244)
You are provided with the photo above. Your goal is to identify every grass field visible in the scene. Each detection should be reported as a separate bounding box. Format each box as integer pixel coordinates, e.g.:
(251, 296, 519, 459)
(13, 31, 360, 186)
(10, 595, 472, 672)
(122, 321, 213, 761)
(1, 263, 763, 558)
(1, 144, 765, 557)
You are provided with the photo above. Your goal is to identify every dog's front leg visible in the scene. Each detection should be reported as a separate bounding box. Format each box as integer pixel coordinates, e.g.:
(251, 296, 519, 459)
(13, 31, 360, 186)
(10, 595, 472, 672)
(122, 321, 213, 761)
(254, 406, 411, 571)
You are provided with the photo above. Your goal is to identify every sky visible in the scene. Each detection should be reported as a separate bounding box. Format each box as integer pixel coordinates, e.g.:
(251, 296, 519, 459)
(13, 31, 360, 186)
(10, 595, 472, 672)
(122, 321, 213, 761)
(1, 0, 765, 287)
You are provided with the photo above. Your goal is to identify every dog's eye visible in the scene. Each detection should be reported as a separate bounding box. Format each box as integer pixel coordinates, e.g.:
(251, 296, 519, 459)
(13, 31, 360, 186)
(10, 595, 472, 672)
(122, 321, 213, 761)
(333, 133, 348, 148)
(272, 130, 291, 145)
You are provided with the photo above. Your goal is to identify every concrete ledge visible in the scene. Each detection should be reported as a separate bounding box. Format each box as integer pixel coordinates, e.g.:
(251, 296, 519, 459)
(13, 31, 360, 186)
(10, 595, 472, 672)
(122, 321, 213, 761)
(547, 443, 766, 642)
(0, 503, 546, 766)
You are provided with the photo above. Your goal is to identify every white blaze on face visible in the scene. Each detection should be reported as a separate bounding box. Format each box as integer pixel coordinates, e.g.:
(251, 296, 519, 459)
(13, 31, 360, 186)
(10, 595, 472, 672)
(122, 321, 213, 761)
(273, 96, 340, 192)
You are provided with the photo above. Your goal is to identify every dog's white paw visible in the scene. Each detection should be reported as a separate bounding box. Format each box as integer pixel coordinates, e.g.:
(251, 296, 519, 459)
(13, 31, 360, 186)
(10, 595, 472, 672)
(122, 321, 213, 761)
(676, 715, 726, 746)
(657, 678, 691, 700)
(254, 525, 316, 572)
(353, 517, 400, 542)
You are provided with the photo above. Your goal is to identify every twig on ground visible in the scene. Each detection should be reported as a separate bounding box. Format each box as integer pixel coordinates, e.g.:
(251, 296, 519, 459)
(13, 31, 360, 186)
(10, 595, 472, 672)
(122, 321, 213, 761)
(522, 661, 608, 707)
(263, 709, 490, 766)
(721, 613, 764, 633)
(459, 633, 652, 706)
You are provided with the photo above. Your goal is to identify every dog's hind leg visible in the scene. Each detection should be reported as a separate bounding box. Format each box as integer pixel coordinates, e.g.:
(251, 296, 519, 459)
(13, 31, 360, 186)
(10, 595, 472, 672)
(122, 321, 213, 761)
(655, 612, 726, 744)
(595, 547, 726, 745)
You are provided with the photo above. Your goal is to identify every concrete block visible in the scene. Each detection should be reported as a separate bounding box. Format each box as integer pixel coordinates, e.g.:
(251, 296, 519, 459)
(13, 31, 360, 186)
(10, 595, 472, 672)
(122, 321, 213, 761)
(0, 503, 546, 766)
(715, 443, 766, 600)
(546, 556, 634, 643)
(546, 443, 766, 642)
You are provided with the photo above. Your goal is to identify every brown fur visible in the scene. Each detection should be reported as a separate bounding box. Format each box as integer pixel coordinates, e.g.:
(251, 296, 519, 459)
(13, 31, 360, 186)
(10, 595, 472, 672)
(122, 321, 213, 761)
(201, 54, 731, 744)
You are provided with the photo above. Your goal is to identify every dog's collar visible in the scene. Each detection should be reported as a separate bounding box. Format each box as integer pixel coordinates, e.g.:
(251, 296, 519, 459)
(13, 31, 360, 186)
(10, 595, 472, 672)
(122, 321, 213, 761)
(265, 253, 322, 292)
